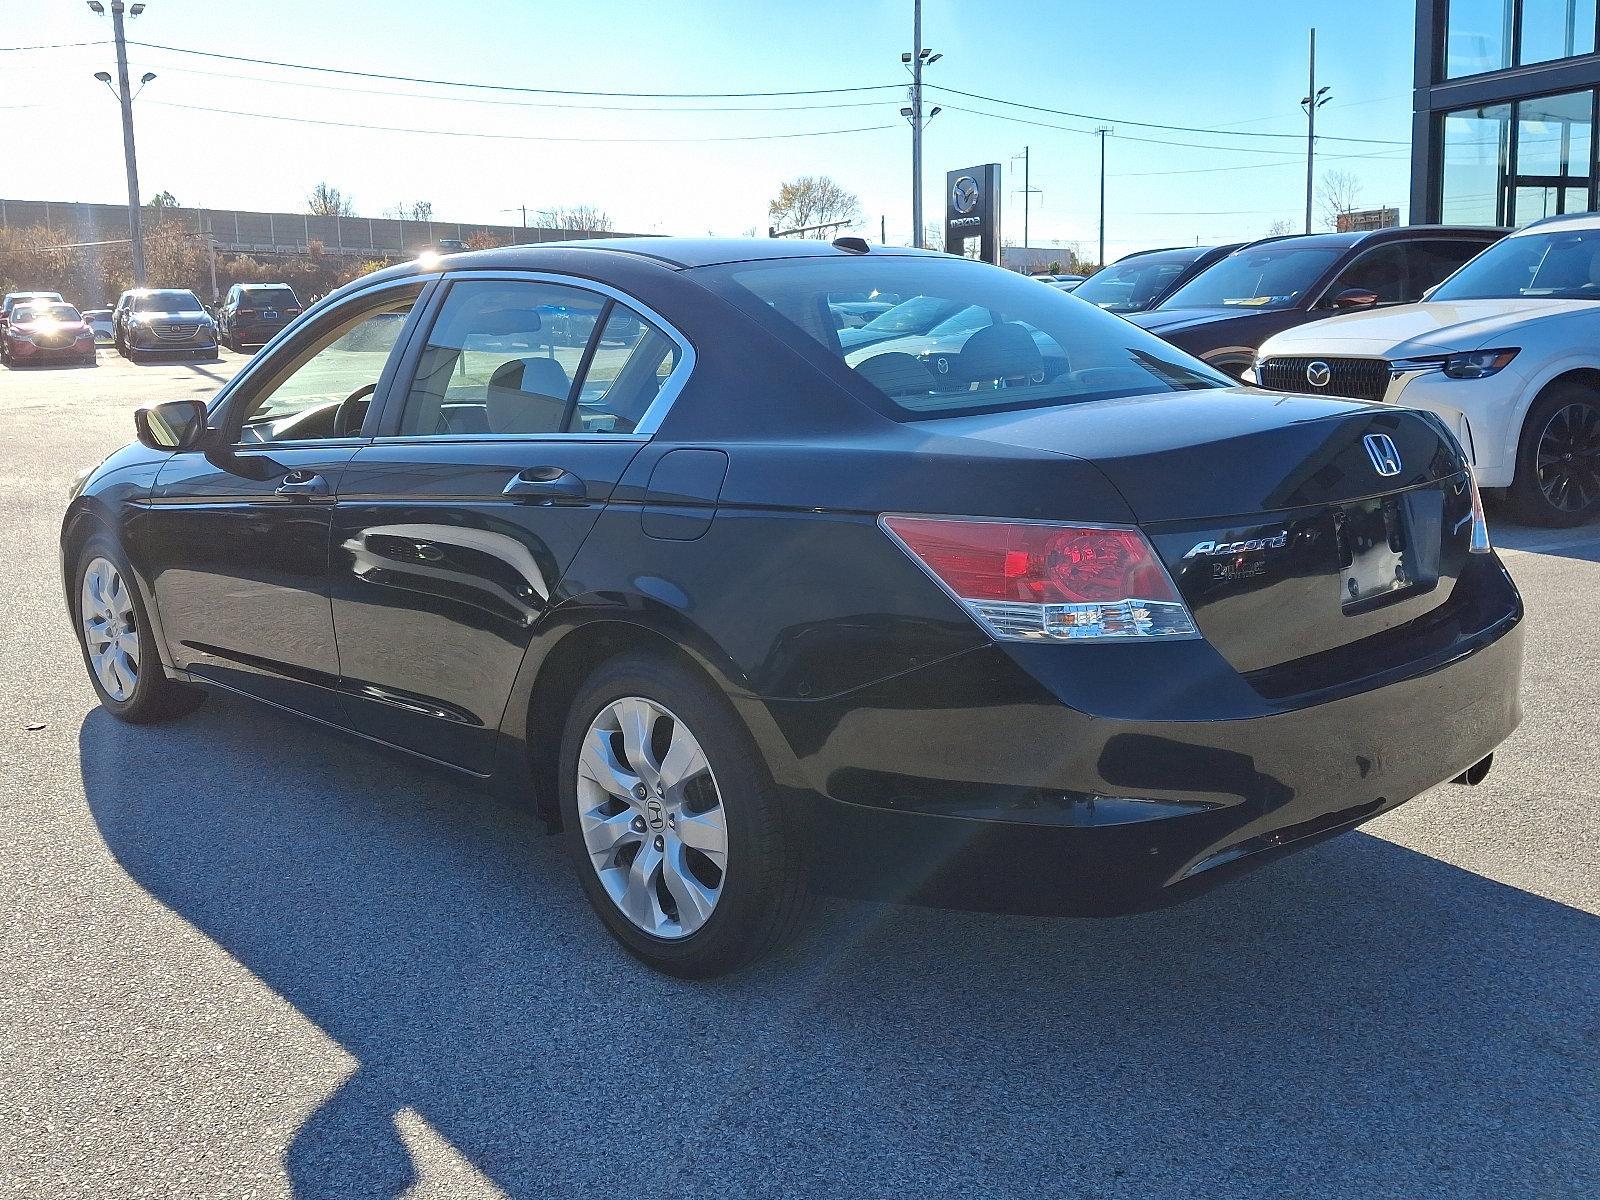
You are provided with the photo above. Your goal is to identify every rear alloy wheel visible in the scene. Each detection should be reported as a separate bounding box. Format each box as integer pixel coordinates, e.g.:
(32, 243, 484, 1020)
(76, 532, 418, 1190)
(576, 696, 728, 939)
(1512, 382, 1600, 526)
(559, 653, 809, 977)
(74, 538, 204, 723)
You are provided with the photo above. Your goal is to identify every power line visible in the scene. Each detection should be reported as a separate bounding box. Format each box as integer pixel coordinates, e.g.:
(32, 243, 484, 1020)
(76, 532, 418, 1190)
(941, 104, 1311, 155)
(926, 82, 1408, 145)
(129, 40, 897, 99)
(0, 40, 109, 51)
(132, 60, 898, 114)
(143, 99, 899, 143)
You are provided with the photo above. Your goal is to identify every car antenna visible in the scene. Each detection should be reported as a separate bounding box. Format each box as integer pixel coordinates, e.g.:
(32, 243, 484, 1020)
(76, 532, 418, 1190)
(832, 236, 871, 254)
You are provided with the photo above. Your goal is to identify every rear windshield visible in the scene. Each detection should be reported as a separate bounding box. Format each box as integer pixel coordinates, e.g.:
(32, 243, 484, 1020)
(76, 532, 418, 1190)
(1430, 228, 1600, 301)
(134, 290, 202, 313)
(1155, 245, 1342, 311)
(700, 255, 1230, 420)
(241, 286, 299, 307)
(1072, 249, 1202, 312)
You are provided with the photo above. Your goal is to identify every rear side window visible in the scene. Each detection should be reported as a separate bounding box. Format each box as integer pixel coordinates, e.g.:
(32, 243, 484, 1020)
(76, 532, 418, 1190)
(699, 255, 1229, 420)
(1408, 240, 1490, 294)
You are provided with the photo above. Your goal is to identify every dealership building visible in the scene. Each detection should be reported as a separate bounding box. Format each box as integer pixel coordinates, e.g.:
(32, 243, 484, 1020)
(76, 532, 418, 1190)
(1413, 0, 1600, 225)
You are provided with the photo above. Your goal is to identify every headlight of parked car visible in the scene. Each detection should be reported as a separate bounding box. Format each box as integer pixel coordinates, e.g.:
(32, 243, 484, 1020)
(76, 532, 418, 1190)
(1392, 348, 1519, 380)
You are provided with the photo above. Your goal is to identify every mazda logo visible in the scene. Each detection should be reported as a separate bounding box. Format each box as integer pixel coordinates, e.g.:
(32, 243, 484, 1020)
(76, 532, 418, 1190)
(935, 356, 950, 375)
(645, 798, 665, 830)
(1305, 360, 1332, 388)
(1363, 432, 1404, 477)
(951, 176, 980, 215)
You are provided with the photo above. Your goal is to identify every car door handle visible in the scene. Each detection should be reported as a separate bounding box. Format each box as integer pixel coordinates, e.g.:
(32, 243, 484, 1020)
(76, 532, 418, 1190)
(275, 470, 330, 498)
(503, 467, 588, 503)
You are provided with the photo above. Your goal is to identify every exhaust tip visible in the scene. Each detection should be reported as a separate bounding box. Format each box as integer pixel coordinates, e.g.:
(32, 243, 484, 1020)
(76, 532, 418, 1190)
(1452, 753, 1494, 786)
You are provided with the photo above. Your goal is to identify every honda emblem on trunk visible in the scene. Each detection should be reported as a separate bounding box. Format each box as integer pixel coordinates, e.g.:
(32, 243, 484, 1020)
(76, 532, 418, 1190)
(1363, 433, 1403, 477)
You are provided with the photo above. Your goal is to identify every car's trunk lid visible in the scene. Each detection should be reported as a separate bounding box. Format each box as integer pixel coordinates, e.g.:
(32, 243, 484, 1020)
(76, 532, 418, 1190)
(922, 388, 1475, 677)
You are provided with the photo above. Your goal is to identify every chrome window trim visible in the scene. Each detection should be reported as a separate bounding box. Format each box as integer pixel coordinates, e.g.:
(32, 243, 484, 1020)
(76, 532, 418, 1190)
(384, 267, 697, 441)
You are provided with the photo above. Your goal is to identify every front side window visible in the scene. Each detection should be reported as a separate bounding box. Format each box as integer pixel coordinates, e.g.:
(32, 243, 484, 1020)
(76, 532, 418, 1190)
(1322, 244, 1411, 305)
(699, 255, 1230, 421)
(1431, 228, 1600, 299)
(234, 288, 420, 443)
(1155, 246, 1342, 311)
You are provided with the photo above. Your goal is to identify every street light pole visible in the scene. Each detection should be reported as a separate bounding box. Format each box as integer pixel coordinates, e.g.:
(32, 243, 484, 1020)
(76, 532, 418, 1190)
(1301, 29, 1330, 234)
(90, 1, 148, 285)
(911, 0, 924, 248)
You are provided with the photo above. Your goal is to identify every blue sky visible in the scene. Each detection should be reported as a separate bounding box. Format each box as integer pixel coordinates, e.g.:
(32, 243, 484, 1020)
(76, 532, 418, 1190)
(3, 1, 1417, 259)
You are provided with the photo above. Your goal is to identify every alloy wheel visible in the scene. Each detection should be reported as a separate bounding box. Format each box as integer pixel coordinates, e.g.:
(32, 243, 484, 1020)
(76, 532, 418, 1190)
(80, 556, 139, 702)
(575, 696, 727, 939)
(1535, 400, 1600, 514)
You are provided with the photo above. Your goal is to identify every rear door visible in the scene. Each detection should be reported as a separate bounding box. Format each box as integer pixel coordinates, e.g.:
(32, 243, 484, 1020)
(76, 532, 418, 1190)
(329, 272, 691, 773)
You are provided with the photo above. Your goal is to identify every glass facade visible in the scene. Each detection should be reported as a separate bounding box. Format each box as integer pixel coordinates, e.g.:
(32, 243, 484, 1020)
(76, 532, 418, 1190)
(1445, 0, 1598, 78)
(1439, 89, 1597, 224)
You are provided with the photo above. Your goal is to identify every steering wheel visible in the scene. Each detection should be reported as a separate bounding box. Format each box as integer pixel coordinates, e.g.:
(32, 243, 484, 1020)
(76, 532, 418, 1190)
(332, 382, 377, 436)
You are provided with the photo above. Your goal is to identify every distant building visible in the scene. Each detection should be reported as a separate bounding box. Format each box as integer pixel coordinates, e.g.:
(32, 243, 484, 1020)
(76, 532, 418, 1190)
(1412, 0, 1600, 226)
(1336, 207, 1401, 233)
(1001, 246, 1078, 274)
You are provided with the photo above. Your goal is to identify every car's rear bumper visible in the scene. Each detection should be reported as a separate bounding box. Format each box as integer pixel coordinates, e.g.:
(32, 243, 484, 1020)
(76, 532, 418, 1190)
(768, 557, 1523, 915)
(230, 322, 291, 344)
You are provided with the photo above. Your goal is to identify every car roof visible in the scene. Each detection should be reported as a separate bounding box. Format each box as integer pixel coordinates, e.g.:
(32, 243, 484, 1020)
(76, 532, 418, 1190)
(1230, 225, 1505, 253)
(397, 236, 951, 272)
(239, 281, 295, 288)
(1511, 210, 1600, 236)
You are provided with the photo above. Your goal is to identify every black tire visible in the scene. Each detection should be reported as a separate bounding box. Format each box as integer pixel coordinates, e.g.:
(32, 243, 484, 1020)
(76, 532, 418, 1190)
(72, 535, 205, 724)
(557, 651, 810, 978)
(1509, 380, 1600, 527)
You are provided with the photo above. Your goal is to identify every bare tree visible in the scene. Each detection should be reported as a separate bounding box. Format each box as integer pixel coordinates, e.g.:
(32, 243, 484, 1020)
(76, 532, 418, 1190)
(383, 200, 435, 222)
(537, 205, 615, 233)
(768, 176, 861, 238)
(307, 182, 356, 217)
(1318, 170, 1363, 231)
(1265, 218, 1296, 236)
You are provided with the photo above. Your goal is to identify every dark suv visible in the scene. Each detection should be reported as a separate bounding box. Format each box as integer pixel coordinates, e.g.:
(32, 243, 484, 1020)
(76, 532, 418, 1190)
(218, 283, 303, 351)
(1071, 244, 1243, 314)
(113, 289, 218, 361)
(1129, 226, 1505, 378)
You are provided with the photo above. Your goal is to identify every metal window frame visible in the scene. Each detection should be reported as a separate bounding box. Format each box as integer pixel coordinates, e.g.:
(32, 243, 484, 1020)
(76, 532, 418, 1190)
(369, 268, 697, 444)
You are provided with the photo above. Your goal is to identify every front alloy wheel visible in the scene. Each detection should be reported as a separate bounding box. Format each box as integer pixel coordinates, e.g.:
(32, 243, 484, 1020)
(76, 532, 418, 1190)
(575, 696, 728, 939)
(80, 556, 139, 701)
(1513, 382, 1600, 526)
(1534, 400, 1600, 517)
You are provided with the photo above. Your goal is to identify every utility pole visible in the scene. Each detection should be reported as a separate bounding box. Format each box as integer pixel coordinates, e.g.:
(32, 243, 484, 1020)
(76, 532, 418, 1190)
(900, 2, 941, 249)
(1095, 128, 1111, 268)
(1012, 147, 1042, 251)
(1302, 29, 1330, 234)
(880, 214, 886, 244)
(89, 2, 150, 285)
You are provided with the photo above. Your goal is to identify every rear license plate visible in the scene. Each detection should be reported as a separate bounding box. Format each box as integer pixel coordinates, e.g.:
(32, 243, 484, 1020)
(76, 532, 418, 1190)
(262, 310, 279, 320)
(1339, 496, 1420, 613)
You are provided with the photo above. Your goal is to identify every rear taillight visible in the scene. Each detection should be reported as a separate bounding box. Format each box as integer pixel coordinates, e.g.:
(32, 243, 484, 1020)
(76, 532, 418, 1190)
(237, 308, 258, 317)
(1466, 466, 1492, 554)
(881, 514, 1199, 642)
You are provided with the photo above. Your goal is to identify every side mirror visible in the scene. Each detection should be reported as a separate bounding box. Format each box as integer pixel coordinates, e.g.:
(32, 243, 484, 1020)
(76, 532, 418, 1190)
(134, 399, 209, 451)
(1332, 287, 1380, 310)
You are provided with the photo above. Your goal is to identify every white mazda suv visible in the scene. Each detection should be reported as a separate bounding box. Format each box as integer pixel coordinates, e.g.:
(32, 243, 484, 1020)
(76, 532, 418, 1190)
(1251, 211, 1600, 526)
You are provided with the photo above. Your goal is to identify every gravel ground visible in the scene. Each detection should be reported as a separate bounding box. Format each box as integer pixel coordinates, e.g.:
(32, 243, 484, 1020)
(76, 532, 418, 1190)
(0, 350, 1595, 1199)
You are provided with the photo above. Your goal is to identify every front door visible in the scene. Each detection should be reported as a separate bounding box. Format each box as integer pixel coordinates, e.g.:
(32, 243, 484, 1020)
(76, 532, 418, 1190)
(328, 275, 688, 773)
(137, 281, 427, 719)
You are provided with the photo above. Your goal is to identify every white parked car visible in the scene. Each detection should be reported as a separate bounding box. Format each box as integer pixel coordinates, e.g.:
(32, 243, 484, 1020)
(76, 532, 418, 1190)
(1251, 211, 1600, 526)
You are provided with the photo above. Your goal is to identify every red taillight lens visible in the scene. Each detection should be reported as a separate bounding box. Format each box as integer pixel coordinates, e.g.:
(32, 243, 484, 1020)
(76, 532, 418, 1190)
(882, 515, 1196, 642)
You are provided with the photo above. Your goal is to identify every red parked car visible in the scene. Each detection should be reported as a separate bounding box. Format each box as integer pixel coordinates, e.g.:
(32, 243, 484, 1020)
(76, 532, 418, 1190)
(1, 301, 97, 368)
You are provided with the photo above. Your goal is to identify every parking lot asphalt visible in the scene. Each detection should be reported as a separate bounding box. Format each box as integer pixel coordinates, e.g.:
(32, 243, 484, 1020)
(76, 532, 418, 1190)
(0, 349, 1595, 1199)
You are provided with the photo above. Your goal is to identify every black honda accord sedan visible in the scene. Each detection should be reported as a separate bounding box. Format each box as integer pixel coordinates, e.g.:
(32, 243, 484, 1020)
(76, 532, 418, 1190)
(62, 238, 1524, 976)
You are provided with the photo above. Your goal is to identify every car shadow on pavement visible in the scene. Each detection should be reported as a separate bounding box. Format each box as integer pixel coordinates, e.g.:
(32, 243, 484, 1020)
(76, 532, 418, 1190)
(79, 696, 1598, 1200)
